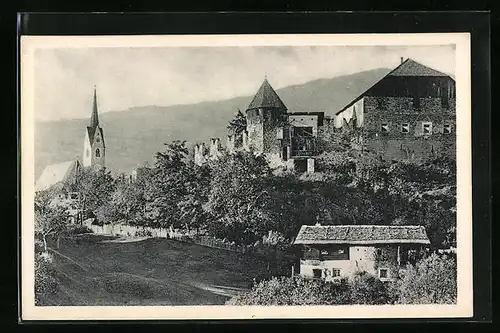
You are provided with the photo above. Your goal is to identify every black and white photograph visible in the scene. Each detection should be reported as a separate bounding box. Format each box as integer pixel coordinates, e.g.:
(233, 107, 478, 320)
(20, 33, 472, 320)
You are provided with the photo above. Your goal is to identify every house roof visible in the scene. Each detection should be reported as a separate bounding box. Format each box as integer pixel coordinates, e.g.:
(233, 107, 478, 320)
(35, 160, 80, 192)
(389, 58, 450, 77)
(335, 58, 453, 115)
(247, 78, 288, 111)
(293, 224, 431, 245)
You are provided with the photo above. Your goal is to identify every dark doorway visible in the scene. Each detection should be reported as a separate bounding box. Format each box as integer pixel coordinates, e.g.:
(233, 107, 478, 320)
(294, 159, 307, 173)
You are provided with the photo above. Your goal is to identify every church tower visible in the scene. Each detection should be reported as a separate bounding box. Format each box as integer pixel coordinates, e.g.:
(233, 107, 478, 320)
(83, 86, 106, 169)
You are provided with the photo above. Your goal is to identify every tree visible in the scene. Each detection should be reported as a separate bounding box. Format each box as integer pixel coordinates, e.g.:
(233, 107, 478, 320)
(396, 253, 457, 304)
(227, 109, 247, 136)
(177, 162, 212, 233)
(34, 188, 71, 252)
(148, 140, 192, 228)
(71, 167, 116, 224)
(205, 151, 276, 244)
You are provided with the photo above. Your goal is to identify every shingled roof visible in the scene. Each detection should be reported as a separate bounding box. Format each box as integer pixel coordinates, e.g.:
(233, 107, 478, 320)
(389, 58, 450, 77)
(335, 58, 453, 115)
(247, 78, 288, 111)
(293, 225, 430, 245)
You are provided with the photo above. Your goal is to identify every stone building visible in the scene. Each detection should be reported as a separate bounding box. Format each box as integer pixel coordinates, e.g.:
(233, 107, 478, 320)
(293, 224, 430, 282)
(83, 86, 106, 170)
(333, 58, 456, 162)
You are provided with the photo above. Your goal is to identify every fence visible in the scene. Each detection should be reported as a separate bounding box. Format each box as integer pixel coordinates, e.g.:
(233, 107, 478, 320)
(88, 223, 290, 256)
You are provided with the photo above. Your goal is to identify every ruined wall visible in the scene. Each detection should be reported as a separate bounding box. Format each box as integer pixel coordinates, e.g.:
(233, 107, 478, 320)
(373, 245, 400, 280)
(361, 96, 456, 162)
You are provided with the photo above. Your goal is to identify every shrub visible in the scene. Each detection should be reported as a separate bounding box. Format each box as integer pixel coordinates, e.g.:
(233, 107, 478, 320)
(395, 253, 457, 304)
(227, 276, 351, 306)
(135, 229, 153, 237)
(34, 253, 58, 305)
(65, 225, 93, 235)
(348, 271, 396, 305)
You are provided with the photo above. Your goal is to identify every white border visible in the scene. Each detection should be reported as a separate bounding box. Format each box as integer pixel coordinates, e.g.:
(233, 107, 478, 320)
(21, 33, 472, 320)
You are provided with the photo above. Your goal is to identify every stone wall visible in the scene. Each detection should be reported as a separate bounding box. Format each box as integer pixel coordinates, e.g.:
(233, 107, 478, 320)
(360, 96, 456, 161)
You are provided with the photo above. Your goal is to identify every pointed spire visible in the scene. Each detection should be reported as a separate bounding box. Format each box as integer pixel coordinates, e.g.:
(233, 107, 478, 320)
(90, 85, 99, 128)
(247, 78, 287, 111)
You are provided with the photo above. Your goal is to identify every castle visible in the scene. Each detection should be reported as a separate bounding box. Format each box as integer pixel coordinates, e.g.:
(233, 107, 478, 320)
(195, 78, 324, 173)
(194, 58, 456, 171)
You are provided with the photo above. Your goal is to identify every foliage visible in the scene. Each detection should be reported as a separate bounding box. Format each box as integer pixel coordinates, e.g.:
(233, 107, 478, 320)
(396, 253, 457, 304)
(148, 140, 193, 228)
(204, 151, 276, 244)
(34, 188, 71, 252)
(227, 109, 247, 136)
(227, 276, 351, 306)
(348, 271, 397, 304)
(34, 252, 58, 305)
(227, 273, 395, 306)
(71, 167, 116, 223)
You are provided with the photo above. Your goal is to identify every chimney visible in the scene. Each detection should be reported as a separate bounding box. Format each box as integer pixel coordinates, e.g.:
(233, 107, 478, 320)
(400, 57, 404, 64)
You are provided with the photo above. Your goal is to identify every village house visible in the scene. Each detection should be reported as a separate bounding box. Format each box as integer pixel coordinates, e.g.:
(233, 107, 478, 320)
(293, 224, 431, 282)
(333, 58, 456, 162)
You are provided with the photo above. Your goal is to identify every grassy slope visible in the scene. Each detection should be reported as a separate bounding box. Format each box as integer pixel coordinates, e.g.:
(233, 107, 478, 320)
(39, 234, 273, 306)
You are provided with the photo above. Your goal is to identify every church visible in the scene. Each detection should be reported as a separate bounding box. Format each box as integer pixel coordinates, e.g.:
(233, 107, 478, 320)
(35, 87, 106, 193)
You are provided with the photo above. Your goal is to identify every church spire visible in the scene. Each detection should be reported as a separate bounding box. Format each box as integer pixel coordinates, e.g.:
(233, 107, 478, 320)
(90, 85, 99, 128)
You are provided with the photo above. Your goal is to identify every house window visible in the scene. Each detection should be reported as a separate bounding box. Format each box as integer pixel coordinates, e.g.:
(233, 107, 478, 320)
(313, 269, 322, 279)
(376, 249, 383, 256)
(95, 148, 101, 157)
(378, 268, 389, 279)
(422, 122, 432, 135)
(96, 137, 100, 143)
(443, 123, 452, 134)
(401, 123, 410, 133)
(332, 268, 341, 277)
(381, 123, 389, 133)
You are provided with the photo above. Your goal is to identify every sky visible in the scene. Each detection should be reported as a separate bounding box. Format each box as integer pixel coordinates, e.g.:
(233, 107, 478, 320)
(34, 44, 456, 122)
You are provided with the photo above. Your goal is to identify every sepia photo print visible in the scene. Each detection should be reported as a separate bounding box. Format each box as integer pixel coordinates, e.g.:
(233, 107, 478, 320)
(21, 33, 472, 320)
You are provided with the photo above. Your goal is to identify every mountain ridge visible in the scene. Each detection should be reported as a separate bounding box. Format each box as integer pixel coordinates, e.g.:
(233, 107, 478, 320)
(35, 67, 392, 178)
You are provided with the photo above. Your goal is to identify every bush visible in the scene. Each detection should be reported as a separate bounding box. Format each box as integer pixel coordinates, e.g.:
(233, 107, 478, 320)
(65, 225, 93, 235)
(135, 229, 153, 237)
(34, 253, 58, 305)
(349, 271, 396, 305)
(227, 276, 351, 306)
(395, 253, 457, 304)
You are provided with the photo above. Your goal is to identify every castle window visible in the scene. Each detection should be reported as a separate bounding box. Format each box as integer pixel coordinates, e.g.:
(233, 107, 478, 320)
(378, 268, 389, 279)
(381, 123, 389, 133)
(276, 127, 284, 139)
(95, 148, 100, 157)
(444, 123, 452, 134)
(401, 123, 410, 133)
(96, 137, 100, 143)
(413, 96, 421, 109)
(422, 122, 432, 135)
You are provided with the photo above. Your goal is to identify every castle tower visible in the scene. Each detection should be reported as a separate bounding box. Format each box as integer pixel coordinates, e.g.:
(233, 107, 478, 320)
(82, 86, 106, 169)
(245, 78, 288, 155)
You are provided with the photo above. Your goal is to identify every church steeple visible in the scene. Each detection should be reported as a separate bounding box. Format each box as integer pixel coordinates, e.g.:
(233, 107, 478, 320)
(90, 85, 99, 128)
